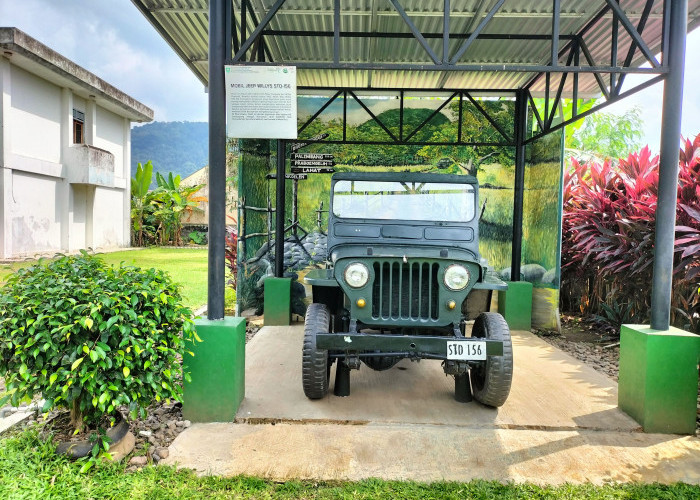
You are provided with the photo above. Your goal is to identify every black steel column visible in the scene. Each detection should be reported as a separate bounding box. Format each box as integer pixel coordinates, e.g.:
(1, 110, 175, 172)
(650, 0, 687, 330)
(207, 0, 227, 320)
(275, 140, 286, 277)
(510, 89, 528, 281)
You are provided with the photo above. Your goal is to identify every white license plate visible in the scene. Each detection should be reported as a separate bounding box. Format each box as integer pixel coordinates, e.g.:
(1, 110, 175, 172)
(446, 341, 487, 361)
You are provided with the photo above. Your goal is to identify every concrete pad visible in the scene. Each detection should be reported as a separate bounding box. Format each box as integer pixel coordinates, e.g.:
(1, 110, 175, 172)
(164, 324, 700, 484)
(236, 325, 639, 431)
(165, 422, 700, 484)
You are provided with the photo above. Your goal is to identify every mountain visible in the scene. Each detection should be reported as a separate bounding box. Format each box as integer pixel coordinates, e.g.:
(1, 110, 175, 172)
(131, 121, 208, 183)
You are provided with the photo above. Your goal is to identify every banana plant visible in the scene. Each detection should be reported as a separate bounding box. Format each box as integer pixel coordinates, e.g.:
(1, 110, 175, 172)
(131, 161, 154, 247)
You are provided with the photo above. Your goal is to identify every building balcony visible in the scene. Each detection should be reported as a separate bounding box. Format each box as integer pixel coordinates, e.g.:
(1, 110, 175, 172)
(65, 145, 115, 187)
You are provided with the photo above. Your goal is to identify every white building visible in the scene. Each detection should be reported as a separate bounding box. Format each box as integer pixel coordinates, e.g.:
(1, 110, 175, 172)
(0, 28, 153, 258)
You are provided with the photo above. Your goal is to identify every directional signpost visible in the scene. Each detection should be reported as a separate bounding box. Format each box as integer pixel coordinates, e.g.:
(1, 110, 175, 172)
(290, 133, 329, 151)
(283, 141, 336, 238)
(291, 153, 335, 174)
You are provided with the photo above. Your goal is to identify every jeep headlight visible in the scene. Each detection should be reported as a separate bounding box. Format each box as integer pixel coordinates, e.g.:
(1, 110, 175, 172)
(344, 262, 369, 288)
(444, 264, 470, 291)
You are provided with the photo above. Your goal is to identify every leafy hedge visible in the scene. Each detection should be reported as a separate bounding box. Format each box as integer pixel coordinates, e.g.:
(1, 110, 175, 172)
(0, 252, 197, 431)
(561, 134, 700, 333)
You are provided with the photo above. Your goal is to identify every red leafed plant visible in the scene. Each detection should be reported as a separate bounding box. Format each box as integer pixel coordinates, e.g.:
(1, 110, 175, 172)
(225, 215, 238, 290)
(561, 134, 700, 334)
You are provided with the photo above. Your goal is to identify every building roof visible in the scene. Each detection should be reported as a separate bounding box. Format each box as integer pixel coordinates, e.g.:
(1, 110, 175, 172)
(0, 27, 154, 122)
(131, 0, 700, 97)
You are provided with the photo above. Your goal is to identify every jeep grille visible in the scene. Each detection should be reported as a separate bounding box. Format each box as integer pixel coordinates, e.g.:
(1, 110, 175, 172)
(371, 261, 439, 321)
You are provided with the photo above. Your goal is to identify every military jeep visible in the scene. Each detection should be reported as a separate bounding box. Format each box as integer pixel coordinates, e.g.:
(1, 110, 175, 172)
(303, 171, 513, 407)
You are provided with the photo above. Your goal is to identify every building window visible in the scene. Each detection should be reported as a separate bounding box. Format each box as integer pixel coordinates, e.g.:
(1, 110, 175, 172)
(73, 109, 85, 144)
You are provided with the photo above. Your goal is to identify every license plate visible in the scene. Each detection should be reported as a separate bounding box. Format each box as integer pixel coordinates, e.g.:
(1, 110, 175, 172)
(446, 341, 487, 360)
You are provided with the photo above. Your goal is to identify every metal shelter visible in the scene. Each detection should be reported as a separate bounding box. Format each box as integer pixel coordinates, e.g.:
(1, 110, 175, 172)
(132, 0, 699, 330)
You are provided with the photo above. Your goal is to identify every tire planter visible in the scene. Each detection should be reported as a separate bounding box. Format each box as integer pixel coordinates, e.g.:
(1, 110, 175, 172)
(54, 413, 130, 459)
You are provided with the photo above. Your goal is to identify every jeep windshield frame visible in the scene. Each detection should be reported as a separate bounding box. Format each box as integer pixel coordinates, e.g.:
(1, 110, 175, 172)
(327, 172, 481, 257)
(332, 179, 476, 223)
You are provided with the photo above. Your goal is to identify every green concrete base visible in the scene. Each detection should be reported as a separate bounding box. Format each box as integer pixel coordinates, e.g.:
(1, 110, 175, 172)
(183, 317, 246, 423)
(264, 277, 291, 326)
(498, 281, 533, 330)
(619, 324, 700, 434)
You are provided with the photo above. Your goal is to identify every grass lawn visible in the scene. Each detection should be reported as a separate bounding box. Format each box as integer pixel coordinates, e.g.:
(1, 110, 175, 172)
(0, 248, 210, 310)
(1, 430, 699, 500)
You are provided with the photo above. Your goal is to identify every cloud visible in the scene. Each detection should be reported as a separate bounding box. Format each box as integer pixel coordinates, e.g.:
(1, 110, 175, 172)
(0, 0, 207, 122)
(1, 0, 698, 138)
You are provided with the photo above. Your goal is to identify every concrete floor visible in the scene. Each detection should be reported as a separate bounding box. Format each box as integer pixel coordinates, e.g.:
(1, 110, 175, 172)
(164, 324, 700, 484)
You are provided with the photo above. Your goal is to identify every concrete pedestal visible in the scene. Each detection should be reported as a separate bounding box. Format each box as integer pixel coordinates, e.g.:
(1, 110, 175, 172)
(618, 324, 700, 434)
(498, 281, 533, 331)
(264, 277, 291, 326)
(183, 317, 246, 423)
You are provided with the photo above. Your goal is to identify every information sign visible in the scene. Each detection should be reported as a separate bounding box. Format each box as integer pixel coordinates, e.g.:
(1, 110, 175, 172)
(225, 65, 297, 139)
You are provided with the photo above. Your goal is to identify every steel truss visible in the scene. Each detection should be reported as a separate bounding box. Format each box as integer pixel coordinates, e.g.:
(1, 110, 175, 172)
(203, 0, 687, 329)
(223, 0, 669, 144)
(296, 89, 515, 147)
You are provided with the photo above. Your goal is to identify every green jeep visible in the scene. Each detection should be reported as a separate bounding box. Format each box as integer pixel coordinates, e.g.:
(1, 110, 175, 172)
(303, 172, 513, 407)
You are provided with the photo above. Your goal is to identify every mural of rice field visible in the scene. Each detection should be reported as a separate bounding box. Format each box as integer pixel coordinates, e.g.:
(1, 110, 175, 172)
(236, 94, 564, 328)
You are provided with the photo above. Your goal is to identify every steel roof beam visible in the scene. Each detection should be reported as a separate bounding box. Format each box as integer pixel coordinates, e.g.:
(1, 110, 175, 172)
(524, 73, 665, 144)
(551, 0, 560, 66)
(225, 59, 669, 74)
(604, 0, 660, 67)
(614, 0, 656, 94)
(152, 7, 663, 20)
(348, 90, 398, 142)
(232, 0, 286, 62)
(450, 0, 506, 65)
(464, 92, 513, 143)
(388, 0, 441, 65)
(578, 38, 611, 100)
(403, 92, 458, 142)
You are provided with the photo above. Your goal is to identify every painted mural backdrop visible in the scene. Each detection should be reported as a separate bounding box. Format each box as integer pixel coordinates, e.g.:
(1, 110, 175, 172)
(236, 95, 563, 328)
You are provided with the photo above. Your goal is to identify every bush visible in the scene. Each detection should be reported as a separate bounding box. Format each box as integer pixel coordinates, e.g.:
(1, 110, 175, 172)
(0, 252, 197, 432)
(561, 134, 700, 333)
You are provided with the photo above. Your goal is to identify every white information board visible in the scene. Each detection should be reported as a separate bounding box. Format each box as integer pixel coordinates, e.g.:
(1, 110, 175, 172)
(225, 65, 297, 139)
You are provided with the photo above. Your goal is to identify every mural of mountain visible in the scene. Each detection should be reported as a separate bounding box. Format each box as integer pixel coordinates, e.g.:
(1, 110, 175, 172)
(131, 121, 208, 183)
(356, 107, 450, 141)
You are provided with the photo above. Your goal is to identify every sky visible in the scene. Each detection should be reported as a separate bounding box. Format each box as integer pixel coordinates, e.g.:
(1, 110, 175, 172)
(1, 0, 698, 151)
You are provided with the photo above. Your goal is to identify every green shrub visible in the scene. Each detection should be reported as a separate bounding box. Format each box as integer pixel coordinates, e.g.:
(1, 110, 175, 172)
(188, 230, 207, 245)
(0, 252, 197, 432)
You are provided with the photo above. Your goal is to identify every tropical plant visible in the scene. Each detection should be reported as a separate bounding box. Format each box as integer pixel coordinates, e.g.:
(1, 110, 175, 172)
(0, 252, 197, 436)
(131, 164, 207, 247)
(188, 230, 207, 245)
(152, 172, 207, 246)
(561, 134, 700, 333)
(131, 161, 154, 247)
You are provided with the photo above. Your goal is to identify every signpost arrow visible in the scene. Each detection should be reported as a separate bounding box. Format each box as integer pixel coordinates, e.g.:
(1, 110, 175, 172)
(291, 153, 334, 161)
(290, 159, 335, 167)
(291, 167, 336, 174)
(290, 133, 329, 151)
(266, 173, 308, 180)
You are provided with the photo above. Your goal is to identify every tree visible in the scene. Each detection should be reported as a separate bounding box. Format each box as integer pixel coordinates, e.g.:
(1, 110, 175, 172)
(568, 106, 643, 161)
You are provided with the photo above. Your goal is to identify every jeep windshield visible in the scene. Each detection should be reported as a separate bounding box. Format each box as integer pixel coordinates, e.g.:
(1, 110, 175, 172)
(332, 180, 475, 223)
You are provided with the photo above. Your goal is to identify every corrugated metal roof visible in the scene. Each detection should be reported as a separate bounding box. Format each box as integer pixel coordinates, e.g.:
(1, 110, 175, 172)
(132, 0, 700, 97)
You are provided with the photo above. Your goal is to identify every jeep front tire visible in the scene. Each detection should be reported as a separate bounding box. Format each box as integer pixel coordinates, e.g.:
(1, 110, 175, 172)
(302, 303, 331, 399)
